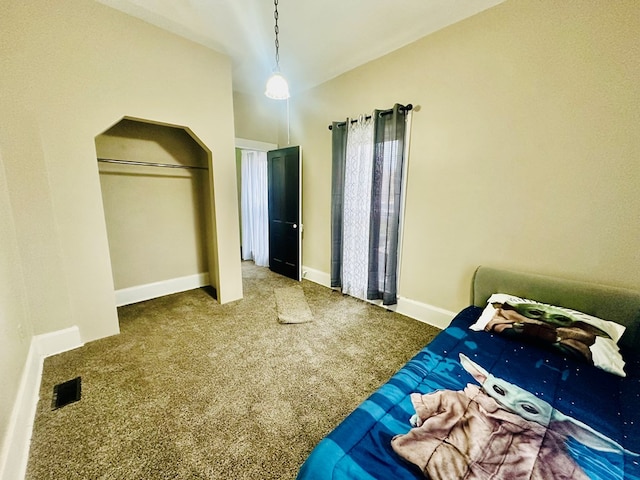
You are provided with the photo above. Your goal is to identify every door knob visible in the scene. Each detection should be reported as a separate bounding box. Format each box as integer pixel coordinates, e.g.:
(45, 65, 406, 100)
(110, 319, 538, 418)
(293, 223, 297, 229)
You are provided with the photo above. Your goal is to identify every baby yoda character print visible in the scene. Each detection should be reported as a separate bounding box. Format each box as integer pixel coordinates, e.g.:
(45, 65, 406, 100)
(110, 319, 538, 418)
(391, 354, 635, 480)
(486, 301, 612, 364)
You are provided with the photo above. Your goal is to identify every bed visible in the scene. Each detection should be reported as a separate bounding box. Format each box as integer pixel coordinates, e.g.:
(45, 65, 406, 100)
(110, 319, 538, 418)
(297, 266, 640, 479)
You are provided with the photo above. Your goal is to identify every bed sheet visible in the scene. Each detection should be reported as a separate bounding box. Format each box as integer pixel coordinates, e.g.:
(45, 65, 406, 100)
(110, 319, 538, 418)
(297, 306, 640, 479)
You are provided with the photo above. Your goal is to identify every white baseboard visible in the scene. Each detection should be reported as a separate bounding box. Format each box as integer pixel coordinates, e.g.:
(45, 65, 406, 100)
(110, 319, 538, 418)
(301, 266, 455, 329)
(301, 265, 330, 287)
(1, 327, 83, 480)
(395, 297, 456, 330)
(34, 326, 83, 358)
(115, 273, 210, 307)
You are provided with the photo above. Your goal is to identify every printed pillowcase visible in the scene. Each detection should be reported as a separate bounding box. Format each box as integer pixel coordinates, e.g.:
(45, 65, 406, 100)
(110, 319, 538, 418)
(470, 293, 627, 377)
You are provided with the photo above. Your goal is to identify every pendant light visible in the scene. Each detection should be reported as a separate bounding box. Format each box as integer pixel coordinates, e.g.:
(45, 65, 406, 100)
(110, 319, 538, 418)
(265, 0, 290, 99)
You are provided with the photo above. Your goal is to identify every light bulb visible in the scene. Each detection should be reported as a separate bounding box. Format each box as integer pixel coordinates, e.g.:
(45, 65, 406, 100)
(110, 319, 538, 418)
(265, 72, 290, 100)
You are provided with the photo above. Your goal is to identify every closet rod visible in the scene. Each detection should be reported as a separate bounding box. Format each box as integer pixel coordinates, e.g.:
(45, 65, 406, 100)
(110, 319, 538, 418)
(97, 157, 208, 170)
(328, 103, 413, 130)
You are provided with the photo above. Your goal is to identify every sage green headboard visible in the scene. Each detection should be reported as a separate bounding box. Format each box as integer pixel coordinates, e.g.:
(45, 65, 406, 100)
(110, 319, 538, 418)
(471, 266, 640, 350)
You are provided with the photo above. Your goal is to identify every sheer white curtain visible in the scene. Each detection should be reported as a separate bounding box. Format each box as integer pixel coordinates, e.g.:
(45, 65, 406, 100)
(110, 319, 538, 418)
(240, 150, 269, 266)
(341, 116, 375, 300)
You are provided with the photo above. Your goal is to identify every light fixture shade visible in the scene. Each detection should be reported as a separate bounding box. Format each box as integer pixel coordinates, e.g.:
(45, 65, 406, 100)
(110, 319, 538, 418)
(265, 72, 290, 100)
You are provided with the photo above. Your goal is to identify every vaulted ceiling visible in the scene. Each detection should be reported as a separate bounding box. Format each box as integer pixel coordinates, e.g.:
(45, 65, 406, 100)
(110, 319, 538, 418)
(96, 0, 504, 96)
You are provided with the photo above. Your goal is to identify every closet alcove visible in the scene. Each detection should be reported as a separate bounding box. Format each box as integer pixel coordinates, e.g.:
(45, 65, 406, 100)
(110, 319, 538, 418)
(95, 118, 215, 306)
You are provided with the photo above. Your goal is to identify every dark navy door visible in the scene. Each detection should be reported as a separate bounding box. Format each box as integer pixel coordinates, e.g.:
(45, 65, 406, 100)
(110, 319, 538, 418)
(267, 146, 301, 281)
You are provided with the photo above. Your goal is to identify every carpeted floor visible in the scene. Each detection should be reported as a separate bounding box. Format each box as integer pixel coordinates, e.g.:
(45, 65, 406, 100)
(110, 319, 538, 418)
(26, 262, 441, 479)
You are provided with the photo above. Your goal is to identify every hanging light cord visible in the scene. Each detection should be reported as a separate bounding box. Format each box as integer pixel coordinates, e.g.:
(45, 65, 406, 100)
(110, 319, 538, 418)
(273, 0, 281, 71)
(264, 0, 290, 101)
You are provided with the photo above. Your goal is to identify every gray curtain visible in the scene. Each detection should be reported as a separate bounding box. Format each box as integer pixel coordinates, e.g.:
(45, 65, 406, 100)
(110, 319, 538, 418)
(367, 104, 408, 305)
(330, 121, 348, 288)
(330, 104, 409, 305)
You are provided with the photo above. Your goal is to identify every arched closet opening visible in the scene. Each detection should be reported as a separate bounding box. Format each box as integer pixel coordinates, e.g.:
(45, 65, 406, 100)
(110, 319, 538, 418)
(96, 117, 216, 306)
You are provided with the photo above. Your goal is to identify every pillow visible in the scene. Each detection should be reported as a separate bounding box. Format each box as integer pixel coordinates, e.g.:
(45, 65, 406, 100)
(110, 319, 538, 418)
(470, 293, 627, 377)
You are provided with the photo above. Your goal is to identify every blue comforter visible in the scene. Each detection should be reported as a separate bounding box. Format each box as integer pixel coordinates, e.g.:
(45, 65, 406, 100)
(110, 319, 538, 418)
(297, 306, 640, 479)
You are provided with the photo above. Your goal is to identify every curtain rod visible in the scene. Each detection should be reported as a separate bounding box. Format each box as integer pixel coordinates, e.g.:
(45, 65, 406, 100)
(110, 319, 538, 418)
(328, 104, 413, 130)
(97, 158, 208, 170)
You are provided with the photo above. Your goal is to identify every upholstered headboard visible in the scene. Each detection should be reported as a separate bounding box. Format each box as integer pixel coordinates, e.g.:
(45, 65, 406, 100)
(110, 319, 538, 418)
(471, 266, 640, 351)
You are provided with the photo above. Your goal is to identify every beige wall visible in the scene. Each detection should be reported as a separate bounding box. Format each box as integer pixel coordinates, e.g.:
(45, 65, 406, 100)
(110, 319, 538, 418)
(233, 91, 283, 145)
(96, 120, 211, 290)
(0, 152, 34, 462)
(291, 0, 640, 312)
(0, 0, 242, 462)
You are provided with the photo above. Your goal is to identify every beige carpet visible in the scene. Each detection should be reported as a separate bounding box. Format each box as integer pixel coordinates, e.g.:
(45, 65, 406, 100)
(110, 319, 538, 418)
(25, 262, 441, 479)
(275, 284, 314, 324)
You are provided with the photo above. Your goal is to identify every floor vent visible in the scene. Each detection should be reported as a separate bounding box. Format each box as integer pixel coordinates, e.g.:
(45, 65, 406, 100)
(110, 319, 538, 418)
(52, 377, 81, 410)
